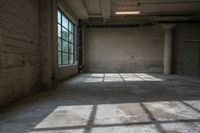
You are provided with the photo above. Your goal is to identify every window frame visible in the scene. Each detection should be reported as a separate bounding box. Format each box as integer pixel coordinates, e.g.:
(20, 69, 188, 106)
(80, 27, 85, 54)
(57, 9, 76, 66)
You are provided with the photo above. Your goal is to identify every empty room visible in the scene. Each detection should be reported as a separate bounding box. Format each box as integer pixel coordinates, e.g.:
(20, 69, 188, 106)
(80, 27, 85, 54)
(1, 0, 200, 133)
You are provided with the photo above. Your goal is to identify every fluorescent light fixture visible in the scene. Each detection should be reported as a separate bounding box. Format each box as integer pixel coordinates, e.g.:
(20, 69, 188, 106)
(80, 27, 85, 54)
(115, 11, 140, 15)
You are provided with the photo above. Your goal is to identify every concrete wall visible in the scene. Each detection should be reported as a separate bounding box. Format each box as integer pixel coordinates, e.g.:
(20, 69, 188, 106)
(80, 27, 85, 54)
(0, 0, 78, 107)
(173, 24, 200, 75)
(84, 26, 164, 73)
(58, 65, 78, 81)
(0, 0, 40, 106)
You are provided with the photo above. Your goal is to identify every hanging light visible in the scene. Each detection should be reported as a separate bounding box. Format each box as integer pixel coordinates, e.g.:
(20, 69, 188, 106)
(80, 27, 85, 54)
(115, 11, 140, 15)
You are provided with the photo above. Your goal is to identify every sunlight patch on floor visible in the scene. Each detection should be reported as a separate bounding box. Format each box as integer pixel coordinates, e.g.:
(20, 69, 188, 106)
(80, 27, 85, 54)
(91, 125, 159, 133)
(94, 103, 150, 125)
(30, 100, 200, 133)
(83, 73, 164, 83)
(34, 105, 93, 129)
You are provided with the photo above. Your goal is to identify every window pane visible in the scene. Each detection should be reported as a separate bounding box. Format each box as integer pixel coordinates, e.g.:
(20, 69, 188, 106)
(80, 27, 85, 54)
(57, 11, 61, 24)
(62, 28, 68, 41)
(72, 25, 74, 33)
(57, 9, 75, 66)
(62, 16, 68, 29)
(57, 24, 61, 37)
(69, 22, 73, 32)
(62, 40, 68, 52)
(58, 52, 62, 65)
(58, 38, 62, 51)
(69, 43, 73, 54)
(62, 53, 68, 65)
(69, 54, 73, 64)
(69, 33, 73, 43)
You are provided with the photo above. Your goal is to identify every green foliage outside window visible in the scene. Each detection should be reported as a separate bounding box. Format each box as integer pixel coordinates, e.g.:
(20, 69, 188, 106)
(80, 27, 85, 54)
(57, 9, 75, 66)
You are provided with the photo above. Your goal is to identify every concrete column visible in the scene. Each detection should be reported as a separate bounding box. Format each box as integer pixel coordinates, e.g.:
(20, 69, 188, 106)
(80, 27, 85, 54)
(162, 24, 176, 74)
(51, 0, 58, 88)
(39, 0, 57, 91)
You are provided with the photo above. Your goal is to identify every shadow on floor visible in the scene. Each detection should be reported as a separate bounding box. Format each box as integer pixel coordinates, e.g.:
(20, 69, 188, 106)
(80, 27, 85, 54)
(1, 73, 200, 133)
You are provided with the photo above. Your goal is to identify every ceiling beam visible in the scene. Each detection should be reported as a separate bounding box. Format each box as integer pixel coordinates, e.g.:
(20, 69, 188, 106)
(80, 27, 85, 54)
(64, 0, 89, 19)
(100, 0, 111, 20)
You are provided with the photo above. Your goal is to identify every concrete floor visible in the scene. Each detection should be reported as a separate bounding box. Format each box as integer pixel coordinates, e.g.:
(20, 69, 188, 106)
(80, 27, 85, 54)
(1, 73, 200, 133)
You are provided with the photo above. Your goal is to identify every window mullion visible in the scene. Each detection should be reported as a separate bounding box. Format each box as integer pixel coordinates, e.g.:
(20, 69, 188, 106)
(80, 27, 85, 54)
(73, 25, 75, 64)
(68, 21, 70, 64)
(61, 14, 63, 65)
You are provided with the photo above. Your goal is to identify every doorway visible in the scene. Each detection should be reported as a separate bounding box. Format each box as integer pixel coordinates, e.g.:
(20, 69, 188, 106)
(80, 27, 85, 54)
(182, 41, 200, 75)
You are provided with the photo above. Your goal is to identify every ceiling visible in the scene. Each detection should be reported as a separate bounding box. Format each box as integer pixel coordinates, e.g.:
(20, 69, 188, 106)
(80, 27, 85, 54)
(63, 0, 200, 25)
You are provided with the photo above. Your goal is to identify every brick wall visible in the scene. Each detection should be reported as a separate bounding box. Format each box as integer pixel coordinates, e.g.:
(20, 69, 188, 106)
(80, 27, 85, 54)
(84, 26, 164, 73)
(0, 0, 40, 106)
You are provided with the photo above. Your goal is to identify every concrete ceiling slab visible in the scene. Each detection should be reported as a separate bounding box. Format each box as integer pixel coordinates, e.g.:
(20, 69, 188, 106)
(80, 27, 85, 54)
(63, 0, 200, 24)
(139, 2, 200, 15)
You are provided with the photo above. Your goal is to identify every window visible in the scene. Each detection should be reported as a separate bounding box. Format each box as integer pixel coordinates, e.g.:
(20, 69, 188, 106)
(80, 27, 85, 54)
(57, 9, 75, 66)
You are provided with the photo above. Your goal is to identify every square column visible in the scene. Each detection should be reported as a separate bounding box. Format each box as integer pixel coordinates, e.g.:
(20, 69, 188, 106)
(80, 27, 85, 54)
(162, 24, 176, 74)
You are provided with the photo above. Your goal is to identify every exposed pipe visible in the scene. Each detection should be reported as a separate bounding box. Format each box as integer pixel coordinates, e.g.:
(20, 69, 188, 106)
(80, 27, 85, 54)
(83, 20, 200, 28)
(138, 1, 200, 5)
